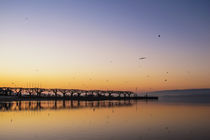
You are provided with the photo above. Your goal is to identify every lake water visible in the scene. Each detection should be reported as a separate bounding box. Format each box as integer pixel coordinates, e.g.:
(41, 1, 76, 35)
(0, 99, 210, 140)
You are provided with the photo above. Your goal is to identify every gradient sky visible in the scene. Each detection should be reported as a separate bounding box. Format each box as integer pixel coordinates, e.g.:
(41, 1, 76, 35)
(0, 0, 210, 92)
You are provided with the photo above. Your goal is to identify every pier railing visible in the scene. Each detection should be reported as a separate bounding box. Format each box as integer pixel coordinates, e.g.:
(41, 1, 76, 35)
(0, 87, 135, 98)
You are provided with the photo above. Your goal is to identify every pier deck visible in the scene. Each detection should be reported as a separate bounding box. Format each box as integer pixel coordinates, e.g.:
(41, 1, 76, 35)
(0, 87, 158, 101)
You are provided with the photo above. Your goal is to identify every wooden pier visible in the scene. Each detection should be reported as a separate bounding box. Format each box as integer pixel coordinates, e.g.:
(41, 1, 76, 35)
(0, 87, 158, 101)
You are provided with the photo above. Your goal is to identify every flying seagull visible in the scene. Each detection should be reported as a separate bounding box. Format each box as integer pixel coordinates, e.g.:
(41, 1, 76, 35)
(139, 57, 146, 60)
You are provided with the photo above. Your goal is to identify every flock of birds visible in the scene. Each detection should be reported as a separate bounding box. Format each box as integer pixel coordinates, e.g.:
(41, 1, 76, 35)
(136, 34, 170, 90)
(17, 19, 165, 91)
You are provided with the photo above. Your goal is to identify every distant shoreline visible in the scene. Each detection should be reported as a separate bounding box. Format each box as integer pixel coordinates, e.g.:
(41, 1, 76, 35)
(152, 88, 210, 93)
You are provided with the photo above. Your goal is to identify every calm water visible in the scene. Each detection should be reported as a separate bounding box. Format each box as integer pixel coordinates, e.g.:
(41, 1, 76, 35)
(0, 100, 210, 140)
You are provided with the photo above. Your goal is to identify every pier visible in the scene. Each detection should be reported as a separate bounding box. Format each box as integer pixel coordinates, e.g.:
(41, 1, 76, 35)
(0, 87, 158, 101)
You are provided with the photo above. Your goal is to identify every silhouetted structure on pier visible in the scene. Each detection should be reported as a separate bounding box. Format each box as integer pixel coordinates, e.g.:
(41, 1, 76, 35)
(0, 87, 158, 101)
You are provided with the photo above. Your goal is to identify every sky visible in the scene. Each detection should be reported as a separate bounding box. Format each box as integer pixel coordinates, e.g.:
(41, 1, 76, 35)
(0, 0, 210, 92)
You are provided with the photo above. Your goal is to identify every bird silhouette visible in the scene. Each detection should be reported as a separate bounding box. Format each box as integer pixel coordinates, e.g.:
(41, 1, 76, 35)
(139, 57, 146, 60)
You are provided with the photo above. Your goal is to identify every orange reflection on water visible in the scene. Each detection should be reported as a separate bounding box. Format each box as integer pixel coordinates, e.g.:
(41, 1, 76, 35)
(0, 100, 210, 140)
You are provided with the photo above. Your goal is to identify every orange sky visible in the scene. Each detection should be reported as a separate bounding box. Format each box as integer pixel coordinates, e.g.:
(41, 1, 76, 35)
(0, 0, 210, 92)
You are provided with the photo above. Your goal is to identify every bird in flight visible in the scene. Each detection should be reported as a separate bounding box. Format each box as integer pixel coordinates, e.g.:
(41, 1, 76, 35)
(139, 57, 146, 60)
(158, 35, 160, 37)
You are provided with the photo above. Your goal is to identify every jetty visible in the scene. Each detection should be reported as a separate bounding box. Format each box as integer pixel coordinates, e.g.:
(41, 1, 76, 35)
(0, 87, 158, 101)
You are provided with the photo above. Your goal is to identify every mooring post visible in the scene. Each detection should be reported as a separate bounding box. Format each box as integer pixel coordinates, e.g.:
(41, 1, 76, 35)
(85, 91, 88, 97)
(4, 88, 12, 96)
(128, 92, 131, 98)
(123, 92, 126, 98)
(60, 89, 67, 98)
(18, 88, 22, 97)
(70, 90, 74, 98)
(52, 89, 58, 97)
(91, 91, 94, 96)
(118, 92, 121, 97)
(35, 88, 44, 97)
(106, 91, 112, 97)
(77, 91, 81, 97)
(28, 88, 33, 97)
(97, 91, 101, 97)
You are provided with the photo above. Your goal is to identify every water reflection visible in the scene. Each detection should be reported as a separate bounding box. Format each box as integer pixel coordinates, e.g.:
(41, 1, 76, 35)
(0, 100, 134, 112)
(0, 100, 210, 140)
